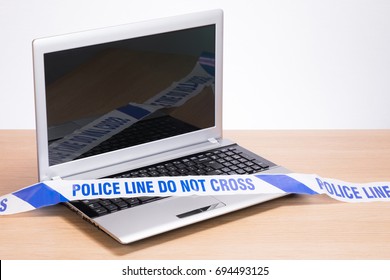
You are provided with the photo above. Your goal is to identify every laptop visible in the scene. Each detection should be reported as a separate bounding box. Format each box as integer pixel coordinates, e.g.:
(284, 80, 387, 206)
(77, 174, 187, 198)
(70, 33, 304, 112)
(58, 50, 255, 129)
(32, 9, 289, 244)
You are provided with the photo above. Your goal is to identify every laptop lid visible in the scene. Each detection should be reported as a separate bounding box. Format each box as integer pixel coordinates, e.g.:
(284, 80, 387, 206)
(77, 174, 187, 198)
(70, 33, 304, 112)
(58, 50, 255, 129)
(33, 10, 223, 181)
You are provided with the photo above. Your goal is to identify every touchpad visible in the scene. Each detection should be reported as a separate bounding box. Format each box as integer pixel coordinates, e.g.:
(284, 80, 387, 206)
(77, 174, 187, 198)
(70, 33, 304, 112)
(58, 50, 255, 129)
(95, 195, 226, 239)
(175, 196, 226, 218)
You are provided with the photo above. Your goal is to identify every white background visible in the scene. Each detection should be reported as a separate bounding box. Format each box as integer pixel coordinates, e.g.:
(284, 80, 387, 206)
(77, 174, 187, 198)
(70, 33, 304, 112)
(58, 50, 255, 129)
(1, 0, 390, 129)
(2, 260, 390, 280)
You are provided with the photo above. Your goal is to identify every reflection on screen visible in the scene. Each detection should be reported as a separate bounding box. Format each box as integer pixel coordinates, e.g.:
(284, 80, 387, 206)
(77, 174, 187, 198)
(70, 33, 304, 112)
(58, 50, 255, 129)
(44, 25, 216, 165)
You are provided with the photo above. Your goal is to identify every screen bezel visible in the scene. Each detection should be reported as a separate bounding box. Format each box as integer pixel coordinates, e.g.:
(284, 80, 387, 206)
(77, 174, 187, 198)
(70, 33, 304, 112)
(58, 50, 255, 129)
(33, 10, 223, 181)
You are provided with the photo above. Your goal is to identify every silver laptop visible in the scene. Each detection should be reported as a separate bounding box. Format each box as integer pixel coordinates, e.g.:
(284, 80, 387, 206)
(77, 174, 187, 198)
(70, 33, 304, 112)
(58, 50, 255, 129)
(32, 9, 288, 244)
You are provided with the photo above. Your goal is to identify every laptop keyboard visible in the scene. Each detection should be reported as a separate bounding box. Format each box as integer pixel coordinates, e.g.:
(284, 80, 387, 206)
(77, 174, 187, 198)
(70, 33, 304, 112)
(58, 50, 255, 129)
(69, 144, 275, 218)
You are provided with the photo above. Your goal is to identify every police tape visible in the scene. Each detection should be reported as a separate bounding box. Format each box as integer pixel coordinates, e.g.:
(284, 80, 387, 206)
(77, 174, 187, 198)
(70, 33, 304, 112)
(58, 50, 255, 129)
(1, 173, 390, 215)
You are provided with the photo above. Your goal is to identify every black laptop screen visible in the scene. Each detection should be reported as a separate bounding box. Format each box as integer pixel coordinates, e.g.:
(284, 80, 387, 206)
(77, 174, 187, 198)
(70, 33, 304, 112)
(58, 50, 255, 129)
(44, 24, 216, 166)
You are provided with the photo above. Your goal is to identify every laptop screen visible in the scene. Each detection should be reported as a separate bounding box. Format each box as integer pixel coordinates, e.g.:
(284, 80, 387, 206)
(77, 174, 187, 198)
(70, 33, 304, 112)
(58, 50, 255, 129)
(43, 24, 216, 166)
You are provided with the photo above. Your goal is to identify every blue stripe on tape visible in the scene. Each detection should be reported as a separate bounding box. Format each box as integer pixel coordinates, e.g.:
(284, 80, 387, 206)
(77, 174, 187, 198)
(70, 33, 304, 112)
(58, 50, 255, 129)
(117, 104, 151, 119)
(199, 52, 215, 76)
(13, 183, 68, 208)
(255, 174, 318, 195)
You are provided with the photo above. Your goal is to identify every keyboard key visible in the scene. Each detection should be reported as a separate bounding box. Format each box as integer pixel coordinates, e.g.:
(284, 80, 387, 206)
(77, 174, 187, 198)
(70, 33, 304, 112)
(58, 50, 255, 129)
(94, 207, 109, 215)
(207, 170, 223, 175)
(113, 200, 129, 209)
(124, 198, 141, 206)
(105, 204, 119, 212)
(138, 197, 162, 204)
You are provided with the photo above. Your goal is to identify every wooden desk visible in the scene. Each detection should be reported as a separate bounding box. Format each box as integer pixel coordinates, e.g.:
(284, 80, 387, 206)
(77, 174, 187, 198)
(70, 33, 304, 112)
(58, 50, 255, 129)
(1, 130, 390, 260)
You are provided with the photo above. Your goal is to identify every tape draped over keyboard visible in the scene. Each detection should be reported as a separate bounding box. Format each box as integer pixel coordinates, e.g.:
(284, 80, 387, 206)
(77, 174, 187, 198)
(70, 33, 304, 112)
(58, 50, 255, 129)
(70, 144, 275, 218)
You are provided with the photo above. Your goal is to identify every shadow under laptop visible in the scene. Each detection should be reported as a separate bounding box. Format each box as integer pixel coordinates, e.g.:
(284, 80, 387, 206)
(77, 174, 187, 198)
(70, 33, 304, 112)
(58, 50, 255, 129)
(56, 193, 338, 256)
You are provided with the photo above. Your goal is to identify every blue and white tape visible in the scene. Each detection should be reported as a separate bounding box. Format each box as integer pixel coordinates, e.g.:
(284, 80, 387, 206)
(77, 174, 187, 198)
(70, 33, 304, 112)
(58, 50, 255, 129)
(1, 173, 390, 215)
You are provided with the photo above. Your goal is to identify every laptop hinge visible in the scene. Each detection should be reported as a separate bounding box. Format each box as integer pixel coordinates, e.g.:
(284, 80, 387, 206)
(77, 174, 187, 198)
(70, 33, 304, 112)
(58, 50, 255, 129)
(207, 137, 219, 144)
